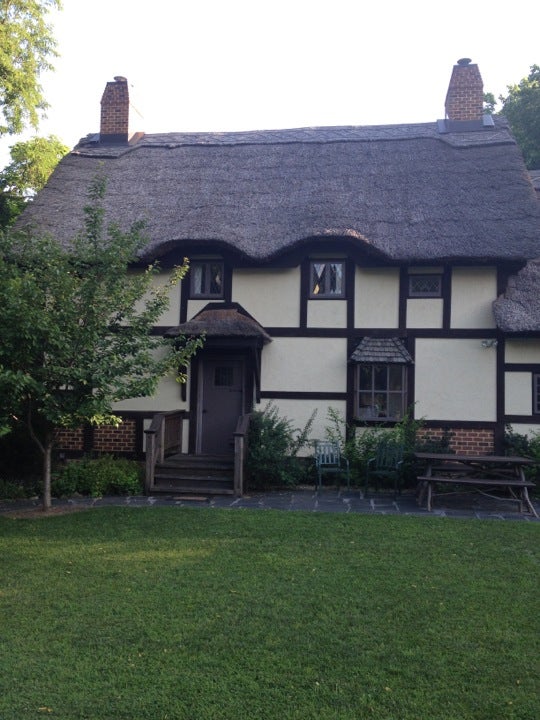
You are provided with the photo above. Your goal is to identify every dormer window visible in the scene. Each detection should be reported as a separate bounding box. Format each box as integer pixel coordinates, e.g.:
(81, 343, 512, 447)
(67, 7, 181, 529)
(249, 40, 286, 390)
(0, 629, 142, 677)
(309, 261, 345, 298)
(190, 261, 224, 299)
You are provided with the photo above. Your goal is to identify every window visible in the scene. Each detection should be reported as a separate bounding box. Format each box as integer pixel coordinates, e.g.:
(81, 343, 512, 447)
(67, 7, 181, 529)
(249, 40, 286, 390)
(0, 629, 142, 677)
(214, 366, 234, 387)
(408, 274, 442, 298)
(356, 364, 407, 420)
(190, 261, 223, 298)
(534, 374, 540, 415)
(310, 261, 345, 298)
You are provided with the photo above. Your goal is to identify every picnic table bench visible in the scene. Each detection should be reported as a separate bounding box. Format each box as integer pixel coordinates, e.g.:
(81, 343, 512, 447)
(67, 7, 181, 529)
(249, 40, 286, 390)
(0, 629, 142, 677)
(414, 452, 538, 517)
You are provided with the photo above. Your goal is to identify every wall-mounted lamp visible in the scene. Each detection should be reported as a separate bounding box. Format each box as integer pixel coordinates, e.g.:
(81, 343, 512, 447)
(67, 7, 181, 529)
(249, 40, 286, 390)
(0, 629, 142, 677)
(481, 339, 498, 348)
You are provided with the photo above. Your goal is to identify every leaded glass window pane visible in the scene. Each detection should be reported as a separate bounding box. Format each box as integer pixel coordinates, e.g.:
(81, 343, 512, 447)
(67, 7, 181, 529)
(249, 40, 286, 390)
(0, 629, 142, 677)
(310, 261, 345, 297)
(408, 274, 442, 297)
(191, 261, 224, 298)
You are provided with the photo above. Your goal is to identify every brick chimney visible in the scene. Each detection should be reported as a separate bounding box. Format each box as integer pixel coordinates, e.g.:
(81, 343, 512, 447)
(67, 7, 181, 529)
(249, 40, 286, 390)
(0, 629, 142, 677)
(445, 58, 484, 122)
(100, 76, 130, 143)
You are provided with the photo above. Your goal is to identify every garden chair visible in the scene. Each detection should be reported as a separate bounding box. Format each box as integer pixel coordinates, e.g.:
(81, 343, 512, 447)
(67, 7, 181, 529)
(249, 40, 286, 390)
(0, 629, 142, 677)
(365, 439, 404, 497)
(314, 441, 350, 491)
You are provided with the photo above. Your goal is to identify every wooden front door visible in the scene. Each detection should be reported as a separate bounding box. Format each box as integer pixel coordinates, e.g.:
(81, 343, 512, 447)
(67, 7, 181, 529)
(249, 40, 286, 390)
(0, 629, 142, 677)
(197, 355, 245, 455)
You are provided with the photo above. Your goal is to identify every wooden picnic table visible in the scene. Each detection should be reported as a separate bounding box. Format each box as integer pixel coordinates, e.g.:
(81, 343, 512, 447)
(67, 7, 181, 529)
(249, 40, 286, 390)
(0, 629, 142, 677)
(414, 452, 538, 517)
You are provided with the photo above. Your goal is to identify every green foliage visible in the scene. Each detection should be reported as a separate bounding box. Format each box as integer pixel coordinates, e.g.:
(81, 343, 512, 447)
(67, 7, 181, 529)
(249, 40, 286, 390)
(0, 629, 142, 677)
(246, 403, 316, 489)
(0, 477, 29, 499)
(483, 92, 496, 115)
(51, 455, 143, 498)
(0, 0, 61, 136)
(0, 421, 42, 476)
(0, 135, 69, 228)
(504, 425, 540, 486)
(324, 407, 453, 488)
(498, 65, 540, 169)
(0, 174, 203, 508)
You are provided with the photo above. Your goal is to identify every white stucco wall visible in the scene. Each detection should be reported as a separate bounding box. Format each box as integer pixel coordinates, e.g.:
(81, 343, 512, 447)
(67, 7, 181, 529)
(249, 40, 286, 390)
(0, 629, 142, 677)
(450, 267, 497, 329)
(261, 337, 347, 393)
(505, 339, 540, 364)
(506, 423, 540, 438)
(406, 298, 443, 328)
(129, 269, 182, 327)
(355, 268, 399, 328)
(254, 399, 347, 456)
(232, 268, 300, 327)
(113, 371, 189, 412)
(187, 298, 224, 319)
(505, 372, 532, 415)
(414, 338, 496, 421)
(307, 300, 347, 328)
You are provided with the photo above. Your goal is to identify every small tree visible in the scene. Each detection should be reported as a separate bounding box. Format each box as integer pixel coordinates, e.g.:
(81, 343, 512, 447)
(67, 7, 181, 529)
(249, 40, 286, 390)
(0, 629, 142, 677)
(0, 0, 61, 136)
(0, 135, 69, 228)
(0, 176, 203, 509)
(498, 65, 540, 169)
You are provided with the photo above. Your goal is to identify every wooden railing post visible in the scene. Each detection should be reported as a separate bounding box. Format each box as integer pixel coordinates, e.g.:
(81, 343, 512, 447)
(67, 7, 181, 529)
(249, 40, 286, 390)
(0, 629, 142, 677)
(144, 429, 157, 494)
(144, 410, 188, 495)
(233, 413, 252, 498)
(234, 433, 244, 497)
(158, 419, 165, 464)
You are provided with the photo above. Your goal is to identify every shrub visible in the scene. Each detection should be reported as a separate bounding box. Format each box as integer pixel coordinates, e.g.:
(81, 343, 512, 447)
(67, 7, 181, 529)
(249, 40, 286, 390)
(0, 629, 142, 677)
(52, 455, 143, 498)
(246, 403, 316, 490)
(0, 474, 41, 499)
(504, 425, 540, 487)
(0, 478, 30, 500)
(324, 406, 451, 489)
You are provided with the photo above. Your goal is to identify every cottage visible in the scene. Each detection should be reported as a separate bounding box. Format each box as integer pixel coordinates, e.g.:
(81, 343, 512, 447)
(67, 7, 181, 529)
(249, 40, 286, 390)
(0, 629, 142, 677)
(17, 59, 540, 492)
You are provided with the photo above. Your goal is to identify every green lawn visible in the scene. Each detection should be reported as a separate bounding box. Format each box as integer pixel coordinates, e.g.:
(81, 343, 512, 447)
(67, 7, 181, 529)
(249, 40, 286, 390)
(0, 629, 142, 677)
(0, 508, 538, 720)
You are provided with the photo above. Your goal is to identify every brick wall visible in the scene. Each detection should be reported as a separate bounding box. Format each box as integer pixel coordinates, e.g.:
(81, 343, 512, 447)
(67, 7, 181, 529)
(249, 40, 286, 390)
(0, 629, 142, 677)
(93, 420, 137, 453)
(55, 419, 138, 456)
(418, 427, 495, 455)
(55, 427, 85, 451)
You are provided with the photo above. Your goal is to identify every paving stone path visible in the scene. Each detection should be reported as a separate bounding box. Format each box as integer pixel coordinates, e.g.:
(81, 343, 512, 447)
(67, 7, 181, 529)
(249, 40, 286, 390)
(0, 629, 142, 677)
(2, 488, 538, 521)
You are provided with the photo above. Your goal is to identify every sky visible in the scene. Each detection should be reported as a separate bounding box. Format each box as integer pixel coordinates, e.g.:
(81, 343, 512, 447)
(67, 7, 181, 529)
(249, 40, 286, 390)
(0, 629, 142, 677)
(2, 0, 539, 162)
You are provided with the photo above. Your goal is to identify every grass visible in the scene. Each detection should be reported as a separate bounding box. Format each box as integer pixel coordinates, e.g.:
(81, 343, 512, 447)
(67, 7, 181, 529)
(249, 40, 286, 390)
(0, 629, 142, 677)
(0, 508, 538, 720)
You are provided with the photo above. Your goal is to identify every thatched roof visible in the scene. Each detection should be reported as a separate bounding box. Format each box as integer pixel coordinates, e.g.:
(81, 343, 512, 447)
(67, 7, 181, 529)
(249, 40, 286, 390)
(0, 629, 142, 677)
(530, 169, 540, 198)
(493, 259, 540, 332)
(166, 303, 272, 343)
(16, 117, 540, 264)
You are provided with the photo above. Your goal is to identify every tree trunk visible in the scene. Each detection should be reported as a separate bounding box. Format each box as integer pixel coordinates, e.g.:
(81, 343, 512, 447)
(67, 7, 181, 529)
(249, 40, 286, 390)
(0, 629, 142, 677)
(42, 435, 53, 511)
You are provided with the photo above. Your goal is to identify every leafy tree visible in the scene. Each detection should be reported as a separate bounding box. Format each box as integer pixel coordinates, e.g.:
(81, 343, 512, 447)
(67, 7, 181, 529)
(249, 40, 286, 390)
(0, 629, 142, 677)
(483, 92, 496, 115)
(0, 134, 68, 228)
(0, 0, 61, 136)
(0, 176, 203, 509)
(498, 65, 540, 169)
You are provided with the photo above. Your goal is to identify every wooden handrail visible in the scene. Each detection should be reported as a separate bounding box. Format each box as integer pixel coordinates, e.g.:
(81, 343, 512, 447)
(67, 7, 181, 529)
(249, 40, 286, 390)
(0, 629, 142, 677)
(144, 410, 188, 493)
(233, 413, 252, 497)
